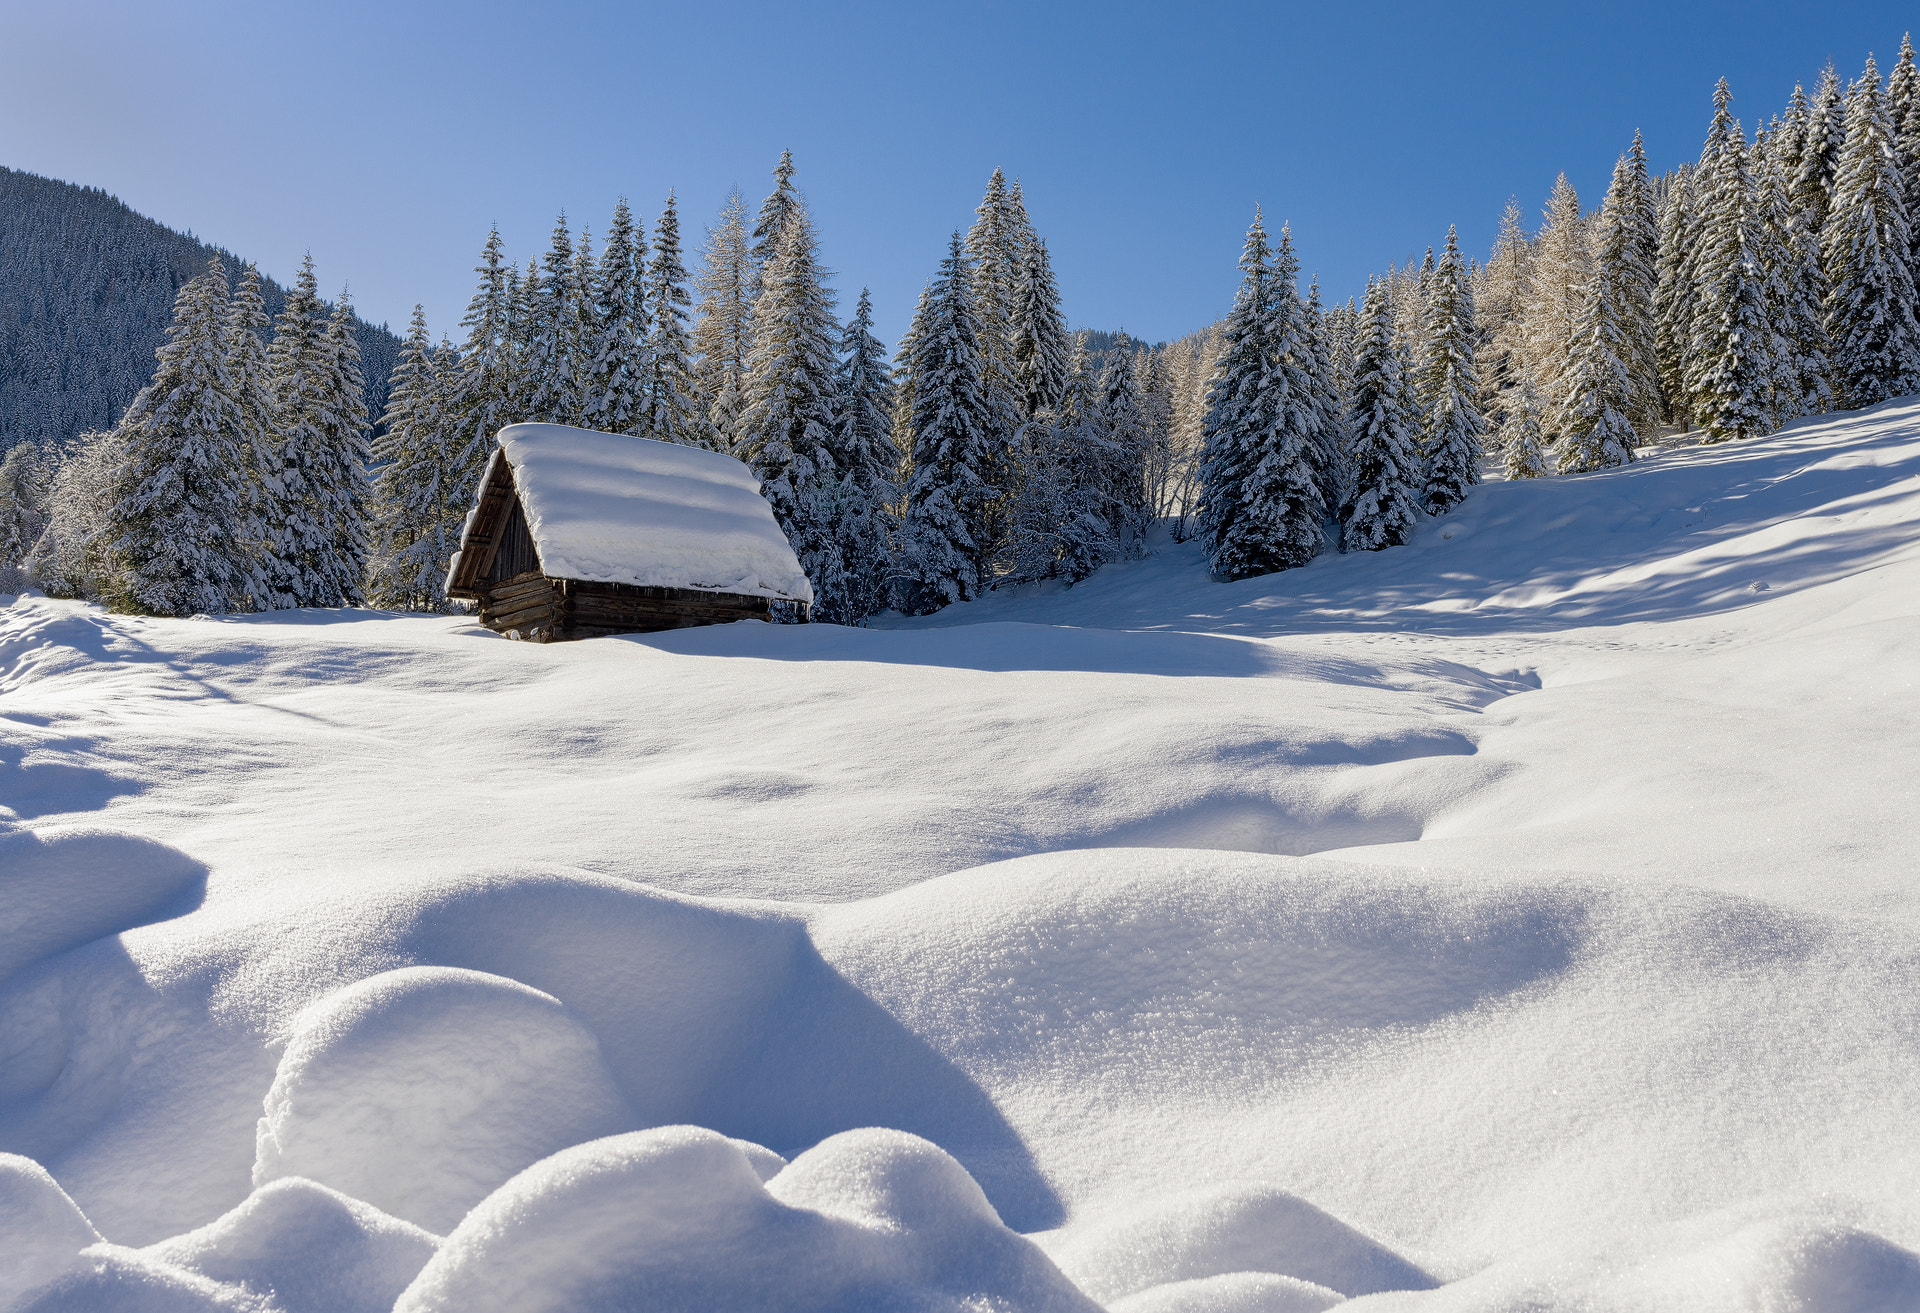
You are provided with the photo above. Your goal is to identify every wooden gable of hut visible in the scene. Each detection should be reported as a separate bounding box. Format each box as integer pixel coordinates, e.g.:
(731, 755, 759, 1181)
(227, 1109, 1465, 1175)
(445, 423, 813, 641)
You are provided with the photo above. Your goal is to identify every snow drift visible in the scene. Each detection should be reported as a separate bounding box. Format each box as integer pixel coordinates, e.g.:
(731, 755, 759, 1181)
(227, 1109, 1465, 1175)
(4, 399, 1920, 1310)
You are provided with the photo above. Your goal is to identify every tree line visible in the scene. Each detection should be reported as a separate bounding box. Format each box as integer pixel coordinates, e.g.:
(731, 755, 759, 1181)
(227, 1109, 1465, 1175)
(5, 37, 1917, 610)
(1190, 39, 1920, 579)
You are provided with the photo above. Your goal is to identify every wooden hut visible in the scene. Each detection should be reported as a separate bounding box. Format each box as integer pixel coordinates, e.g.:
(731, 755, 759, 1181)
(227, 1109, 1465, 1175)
(445, 423, 812, 641)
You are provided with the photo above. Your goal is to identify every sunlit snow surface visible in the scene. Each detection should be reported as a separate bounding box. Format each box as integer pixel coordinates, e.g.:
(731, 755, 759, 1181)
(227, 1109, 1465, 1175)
(3, 400, 1919, 1311)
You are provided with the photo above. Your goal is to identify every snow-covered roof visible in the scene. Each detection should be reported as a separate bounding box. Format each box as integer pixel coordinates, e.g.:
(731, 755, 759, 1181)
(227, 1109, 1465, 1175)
(449, 424, 812, 603)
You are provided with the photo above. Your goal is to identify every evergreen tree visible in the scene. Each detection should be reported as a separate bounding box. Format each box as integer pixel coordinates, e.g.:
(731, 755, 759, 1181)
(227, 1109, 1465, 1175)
(966, 168, 1026, 564)
(1601, 135, 1663, 430)
(368, 306, 457, 611)
(738, 207, 842, 610)
(0, 441, 50, 582)
(641, 192, 708, 449)
(1302, 276, 1349, 513)
(1419, 226, 1486, 513)
(262, 255, 331, 608)
(1479, 197, 1534, 415)
(896, 233, 998, 612)
(1521, 174, 1591, 437)
(105, 258, 254, 614)
(1654, 165, 1699, 427)
(309, 291, 372, 605)
(450, 227, 516, 496)
(1010, 237, 1071, 419)
(750, 149, 799, 298)
(1196, 213, 1325, 577)
(1690, 81, 1774, 441)
(694, 190, 754, 451)
(1824, 55, 1920, 407)
(527, 214, 579, 423)
(1560, 268, 1639, 471)
(828, 288, 901, 622)
(1093, 333, 1153, 554)
(1499, 378, 1550, 479)
(582, 199, 648, 435)
(1795, 64, 1847, 236)
(1756, 131, 1833, 421)
(225, 262, 276, 606)
(1342, 278, 1422, 551)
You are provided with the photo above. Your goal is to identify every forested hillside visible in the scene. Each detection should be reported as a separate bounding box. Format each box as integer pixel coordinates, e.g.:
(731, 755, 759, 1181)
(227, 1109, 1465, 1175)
(0, 166, 399, 452)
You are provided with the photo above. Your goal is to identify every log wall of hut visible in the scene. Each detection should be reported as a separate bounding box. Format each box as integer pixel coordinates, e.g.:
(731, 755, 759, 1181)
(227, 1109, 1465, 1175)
(476, 571, 801, 642)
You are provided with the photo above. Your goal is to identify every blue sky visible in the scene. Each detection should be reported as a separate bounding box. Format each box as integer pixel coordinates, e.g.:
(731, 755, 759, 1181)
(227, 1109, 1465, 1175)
(1, 1, 1912, 348)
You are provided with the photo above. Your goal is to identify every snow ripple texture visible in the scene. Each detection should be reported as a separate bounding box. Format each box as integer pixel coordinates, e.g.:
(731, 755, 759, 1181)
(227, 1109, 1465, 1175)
(4, 400, 1920, 1310)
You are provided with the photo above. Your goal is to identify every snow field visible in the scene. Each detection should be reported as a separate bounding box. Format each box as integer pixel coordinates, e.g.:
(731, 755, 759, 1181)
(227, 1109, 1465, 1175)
(3, 399, 1920, 1309)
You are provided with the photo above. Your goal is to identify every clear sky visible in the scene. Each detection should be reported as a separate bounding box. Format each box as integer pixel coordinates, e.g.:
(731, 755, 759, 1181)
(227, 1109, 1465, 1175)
(2, 1, 1912, 349)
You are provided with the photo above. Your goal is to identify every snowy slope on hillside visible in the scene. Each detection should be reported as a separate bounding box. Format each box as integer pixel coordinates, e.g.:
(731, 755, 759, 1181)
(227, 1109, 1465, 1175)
(3, 399, 1919, 1310)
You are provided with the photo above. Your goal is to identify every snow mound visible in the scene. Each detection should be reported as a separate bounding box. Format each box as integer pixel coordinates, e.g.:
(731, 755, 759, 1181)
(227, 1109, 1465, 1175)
(138, 1178, 436, 1313)
(252, 966, 637, 1233)
(1037, 1181, 1437, 1301)
(1108, 1272, 1345, 1313)
(0, 830, 203, 981)
(454, 422, 812, 602)
(394, 1126, 1096, 1313)
(2, 1152, 102, 1305)
(1379, 1205, 1920, 1312)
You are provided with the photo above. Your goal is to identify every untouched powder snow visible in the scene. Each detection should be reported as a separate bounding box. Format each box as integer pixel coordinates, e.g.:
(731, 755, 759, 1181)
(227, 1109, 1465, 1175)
(2, 398, 1919, 1310)
(449, 423, 813, 602)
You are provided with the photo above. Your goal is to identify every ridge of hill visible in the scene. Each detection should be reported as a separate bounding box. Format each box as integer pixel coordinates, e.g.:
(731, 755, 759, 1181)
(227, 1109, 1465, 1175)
(0, 166, 400, 453)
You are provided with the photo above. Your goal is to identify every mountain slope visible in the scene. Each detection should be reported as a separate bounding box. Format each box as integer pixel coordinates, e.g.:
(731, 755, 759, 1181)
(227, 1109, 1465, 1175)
(0, 166, 400, 452)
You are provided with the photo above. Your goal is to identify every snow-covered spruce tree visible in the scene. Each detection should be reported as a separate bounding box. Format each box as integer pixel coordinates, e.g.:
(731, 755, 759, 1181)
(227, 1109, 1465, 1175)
(104, 258, 254, 615)
(1520, 174, 1591, 438)
(890, 282, 933, 466)
(1010, 237, 1070, 420)
(738, 207, 843, 614)
(1795, 64, 1847, 237)
(694, 190, 754, 452)
(308, 291, 372, 605)
(643, 193, 711, 449)
(1889, 35, 1918, 183)
(1302, 276, 1350, 515)
(1017, 336, 1115, 582)
(1135, 342, 1178, 521)
(449, 228, 517, 496)
(966, 167, 1023, 421)
(1602, 135, 1663, 432)
(1194, 213, 1324, 577)
(1755, 131, 1832, 422)
(1824, 55, 1920, 408)
(0, 442, 50, 585)
(1499, 378, 1550, 479)
(261, 255, 331, 609)
(1093, 333, 1155, 555)
(1560, 269, 1638, 472)
(895, 233, 999, 612)
(828, 288, 901, 623)
(368, 306, 458, 611)
(27, 431, 124, 600)
(1194, 214, 1273, 575)
(966, 168, 1026, 566)
(1479, 197, 1534, 417)
(1419, 226, 1486, 514)
(525, 215, 579, 425)
(1341, 278, 1422, 552)
(1654, 165, 1699, 428)
(582, 199, 648, 436)
(567, 225, 599, 426)
(750, 149, 799, 299)
(1691, 86, 1774, 443)
(225, 262, 277, 606)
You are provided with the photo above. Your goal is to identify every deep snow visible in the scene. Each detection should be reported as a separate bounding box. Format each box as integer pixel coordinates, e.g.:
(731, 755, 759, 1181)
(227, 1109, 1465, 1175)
(3, 399, 1919, 1311)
